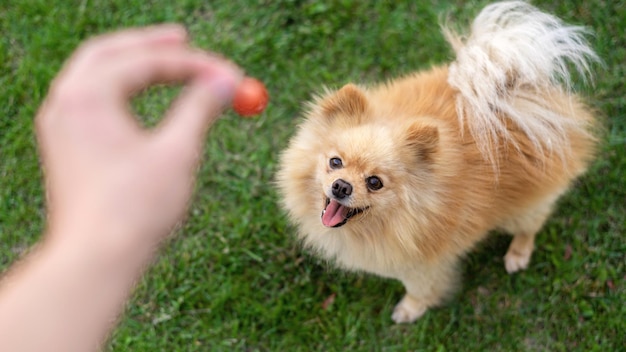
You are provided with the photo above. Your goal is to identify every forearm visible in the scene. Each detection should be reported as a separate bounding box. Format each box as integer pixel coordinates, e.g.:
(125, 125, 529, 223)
(0, 228, 158, 352)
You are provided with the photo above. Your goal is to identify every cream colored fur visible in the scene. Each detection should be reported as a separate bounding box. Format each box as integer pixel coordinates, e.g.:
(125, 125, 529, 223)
(276, 1, 599, 324)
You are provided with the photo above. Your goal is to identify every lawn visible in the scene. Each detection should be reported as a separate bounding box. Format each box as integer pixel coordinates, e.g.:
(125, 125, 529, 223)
(0, 0, 624, 351)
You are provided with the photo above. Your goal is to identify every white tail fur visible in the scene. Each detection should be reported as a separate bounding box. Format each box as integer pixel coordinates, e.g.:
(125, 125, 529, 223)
(444, 1, 599, 166)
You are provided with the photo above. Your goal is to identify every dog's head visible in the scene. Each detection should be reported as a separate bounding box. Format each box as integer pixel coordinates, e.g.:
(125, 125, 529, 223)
(278, 84, 441, 230)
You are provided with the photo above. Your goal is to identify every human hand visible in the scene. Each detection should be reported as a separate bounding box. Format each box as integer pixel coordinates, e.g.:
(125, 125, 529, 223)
(35, 25, 243, 251)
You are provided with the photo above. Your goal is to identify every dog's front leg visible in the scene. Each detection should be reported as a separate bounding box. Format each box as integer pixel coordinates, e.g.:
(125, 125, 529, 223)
(391, 258, 460, 324)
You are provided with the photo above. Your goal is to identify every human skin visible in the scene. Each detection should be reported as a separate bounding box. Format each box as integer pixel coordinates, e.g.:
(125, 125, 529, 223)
(0, 24, 243, 352)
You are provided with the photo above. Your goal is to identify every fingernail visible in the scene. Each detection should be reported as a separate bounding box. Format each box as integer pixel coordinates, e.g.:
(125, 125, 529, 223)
(200, 74, 239, 104)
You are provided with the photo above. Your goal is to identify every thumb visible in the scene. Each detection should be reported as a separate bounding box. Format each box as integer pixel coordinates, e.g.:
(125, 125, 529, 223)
(159, 70, 242, 149)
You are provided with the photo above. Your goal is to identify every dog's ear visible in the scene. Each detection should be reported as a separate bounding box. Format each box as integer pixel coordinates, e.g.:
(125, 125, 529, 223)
(320, 84, 368, 119)
(405, 123, 439, 162)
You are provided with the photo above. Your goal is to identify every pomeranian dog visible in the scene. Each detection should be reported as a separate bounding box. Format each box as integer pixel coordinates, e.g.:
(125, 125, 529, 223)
(276, 1, 599, 323)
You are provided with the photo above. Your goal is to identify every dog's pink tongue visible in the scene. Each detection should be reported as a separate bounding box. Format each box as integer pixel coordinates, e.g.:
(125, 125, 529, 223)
(322, 199, 348, 227)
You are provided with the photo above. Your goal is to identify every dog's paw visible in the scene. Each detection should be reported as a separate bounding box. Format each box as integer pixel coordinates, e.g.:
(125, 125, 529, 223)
(391, 295, 428, 324)
(504, 250, 531, 274)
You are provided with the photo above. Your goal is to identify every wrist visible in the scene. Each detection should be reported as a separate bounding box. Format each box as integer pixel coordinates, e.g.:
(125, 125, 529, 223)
(43, 217, 161, 275)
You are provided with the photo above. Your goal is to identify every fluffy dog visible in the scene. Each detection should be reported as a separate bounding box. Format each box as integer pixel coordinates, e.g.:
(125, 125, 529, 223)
(276, 1, 599, 323)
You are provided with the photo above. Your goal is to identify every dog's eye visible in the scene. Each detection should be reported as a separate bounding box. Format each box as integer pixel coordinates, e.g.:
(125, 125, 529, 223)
(366, 176, 383, 191)
(329, 157, 343, 169)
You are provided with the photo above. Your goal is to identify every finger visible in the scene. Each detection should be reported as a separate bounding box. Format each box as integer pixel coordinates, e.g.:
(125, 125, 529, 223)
(98, 47, 242, 100)
(50, 25, 190, 99)
(156, 65, 242, 155)
(75, 24, 188, 63)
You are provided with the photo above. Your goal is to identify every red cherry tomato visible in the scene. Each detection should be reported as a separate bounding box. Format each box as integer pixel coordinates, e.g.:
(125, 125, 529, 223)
(232, 77, 269, 117)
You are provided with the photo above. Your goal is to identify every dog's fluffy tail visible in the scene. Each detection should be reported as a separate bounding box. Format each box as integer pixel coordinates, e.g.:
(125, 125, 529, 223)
(444, 1, 599, 166)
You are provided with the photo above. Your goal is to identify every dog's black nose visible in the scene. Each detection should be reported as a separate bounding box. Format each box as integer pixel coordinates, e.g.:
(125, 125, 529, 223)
(332, 179, 352, 199)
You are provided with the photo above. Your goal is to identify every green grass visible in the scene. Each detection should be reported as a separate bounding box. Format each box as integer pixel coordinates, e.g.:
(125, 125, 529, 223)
(1, 0, 624, 351)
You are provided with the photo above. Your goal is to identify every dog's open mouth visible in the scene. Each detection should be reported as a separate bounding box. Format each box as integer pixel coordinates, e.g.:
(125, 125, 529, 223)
(321, 198, 368, 228)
